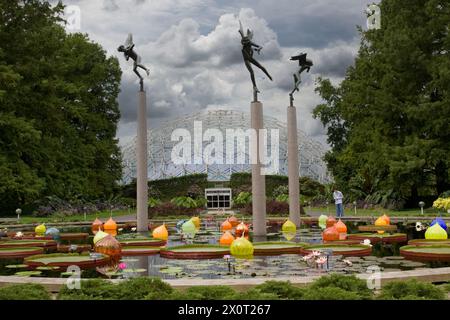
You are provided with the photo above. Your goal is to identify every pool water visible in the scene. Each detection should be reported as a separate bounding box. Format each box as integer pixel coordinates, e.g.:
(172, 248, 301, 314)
(0, 221, 442, 280)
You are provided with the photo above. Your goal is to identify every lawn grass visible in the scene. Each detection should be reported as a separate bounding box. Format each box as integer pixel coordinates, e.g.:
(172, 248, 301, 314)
(305, 205, 448, 217)
(3, 209, 134, 225)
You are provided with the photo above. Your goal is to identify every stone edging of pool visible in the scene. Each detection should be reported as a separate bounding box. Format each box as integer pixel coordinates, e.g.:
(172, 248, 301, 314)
(2, 267, 450, 293)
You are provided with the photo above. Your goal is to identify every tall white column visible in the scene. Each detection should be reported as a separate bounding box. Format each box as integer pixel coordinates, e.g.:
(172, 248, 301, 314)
(251, 101, 267, 237)
(136, 90, 148, 232)
(287, 105, 301, 227)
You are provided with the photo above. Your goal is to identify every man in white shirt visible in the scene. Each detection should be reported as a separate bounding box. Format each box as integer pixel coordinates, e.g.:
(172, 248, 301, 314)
(333, 188, 344, 218)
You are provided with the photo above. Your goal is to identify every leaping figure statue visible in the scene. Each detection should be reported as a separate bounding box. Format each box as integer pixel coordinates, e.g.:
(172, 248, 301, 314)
(239, 20, 273, 101)
(118, 33, 150, 91)
(289, 52, 313, 105)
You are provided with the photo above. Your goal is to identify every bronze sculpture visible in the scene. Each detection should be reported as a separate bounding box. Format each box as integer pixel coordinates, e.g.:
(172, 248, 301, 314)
(289, 52, 313, 105)
(118, 33, 150, 91)
(239, 20, 273, 101)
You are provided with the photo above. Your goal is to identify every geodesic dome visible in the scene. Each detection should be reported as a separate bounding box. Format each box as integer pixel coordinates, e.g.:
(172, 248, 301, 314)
(121, 109, 332, 183)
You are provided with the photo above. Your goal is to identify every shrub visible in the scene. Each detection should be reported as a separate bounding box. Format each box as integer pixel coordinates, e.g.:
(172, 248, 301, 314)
(377, 279, 446, 300)
(309, 273, 373, 300)
(231, 289, 279, 300)
(302, 287, 361, 300)
(181, 286, 237, 300)
(57, 279, 119, 300)
(253, 281, 305, 300)
(0, 284, 51, 300)
(117, 277, 173, 300)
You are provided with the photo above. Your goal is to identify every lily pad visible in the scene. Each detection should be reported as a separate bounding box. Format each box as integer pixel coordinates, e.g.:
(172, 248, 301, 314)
(14, 271, 42, 277)
(123, 268, 147, 273)
(159, 266, 184, 274)
(5, 264, 28, 269)
(400, 245, 450, 262)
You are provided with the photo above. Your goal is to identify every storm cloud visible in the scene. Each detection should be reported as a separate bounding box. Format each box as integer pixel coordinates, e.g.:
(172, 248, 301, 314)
(55, 0, 376, 147)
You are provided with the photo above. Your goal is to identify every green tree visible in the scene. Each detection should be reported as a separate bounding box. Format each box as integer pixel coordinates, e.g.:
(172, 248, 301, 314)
(0, 1, 122, 213)
(314, 0, 450, 208)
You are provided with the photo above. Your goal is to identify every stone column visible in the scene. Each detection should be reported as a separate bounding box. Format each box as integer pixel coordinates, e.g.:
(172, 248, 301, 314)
(251, 101, 267, 237)
(136, 90, 148, 232)
(287, 105, 301, 227)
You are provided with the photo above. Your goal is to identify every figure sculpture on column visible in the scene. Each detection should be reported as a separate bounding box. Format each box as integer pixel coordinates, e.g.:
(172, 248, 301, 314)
(118, 33, 150, 91)
(289, 53, 313, 104)
(239, 20, 273, 101)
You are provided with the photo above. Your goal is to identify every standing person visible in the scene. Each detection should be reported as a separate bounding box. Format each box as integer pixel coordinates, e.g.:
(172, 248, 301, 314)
(333, 188, 344, 218)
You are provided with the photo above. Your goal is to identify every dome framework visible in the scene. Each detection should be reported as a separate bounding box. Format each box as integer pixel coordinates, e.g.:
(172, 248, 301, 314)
(121, 109, 332, 184)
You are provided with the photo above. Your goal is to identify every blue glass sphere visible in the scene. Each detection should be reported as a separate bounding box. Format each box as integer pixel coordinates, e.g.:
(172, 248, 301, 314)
(45, 227, 60, 240)
(431, 218, 448, 231)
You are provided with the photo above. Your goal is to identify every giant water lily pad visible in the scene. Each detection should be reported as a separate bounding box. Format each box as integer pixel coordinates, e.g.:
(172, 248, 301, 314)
(408, 239, 450, 246)
(0, 247, 44, 259)
(121, 246, 160, 256)
(302, 244, 372, 257)
(347, 233, 407, 244)
(160, 244, 230, 259)
(0, 239, 57, 248)
(400, 245, 450, 262)
(15, 271, 42, 277)
(119, 238, 166, 247)
(253, 242, 306, 256)
(25, 252, 110, 269)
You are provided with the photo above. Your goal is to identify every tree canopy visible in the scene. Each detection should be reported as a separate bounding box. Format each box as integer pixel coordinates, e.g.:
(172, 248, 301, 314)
(314, 0, 450, 208)
(0, 1, 122, 213)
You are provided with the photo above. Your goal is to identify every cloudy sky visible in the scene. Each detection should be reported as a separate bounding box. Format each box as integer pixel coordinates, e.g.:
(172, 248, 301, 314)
(57, 0, 376, 146)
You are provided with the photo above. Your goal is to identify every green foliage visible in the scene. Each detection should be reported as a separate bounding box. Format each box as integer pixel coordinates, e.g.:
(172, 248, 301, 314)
(170, 196, 202, 209)
(272, 185, 289, 198)
(121, 174, 209, 202)
(275, 194, 289, 203)
(234, 192, 252, 206)
(309, 273, 373, 300)
(117, 277, 173, 300)
(378, 279, 446, 300)
(0, 283, 50, 300)
(57, 279, 119, 300)
(313, 0, 450, 208)
(148, 197, 161, 208)
(0, 0, 122, 213)
(253, 281, 306, 300)
(302, 287, 362, 300)
(180, 286, 236, 300)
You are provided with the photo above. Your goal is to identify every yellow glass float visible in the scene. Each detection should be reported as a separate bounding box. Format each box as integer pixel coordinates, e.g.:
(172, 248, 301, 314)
(425, 223, 448, 240)
(93, 230, 108, 245)
(152, 224, 169, 241)
(318, 215, 328, 229)
(281, 219, 297, 241)
(230, 235, 254, 258)
(35, 224, 46, 236)
(182, 220, 197, 238)
(375, 216, 389, 234)
(190, 217, 201, 229)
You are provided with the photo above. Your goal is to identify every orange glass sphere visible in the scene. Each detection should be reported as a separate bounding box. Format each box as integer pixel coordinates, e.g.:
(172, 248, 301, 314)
(382, 214, 391, 225)
(323, 226, 340, 241)
(152, 224, 169, 241)
(104, 217, 117, 231)
(326, 216, 337, 228)
(335, 219, 347, 233)
(220, 231, 235, 246)
(235, 222, 249, 238)
(228, 216, 239, 227)
(91, 218, 103, 235)
(221, 219, 232, 232)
